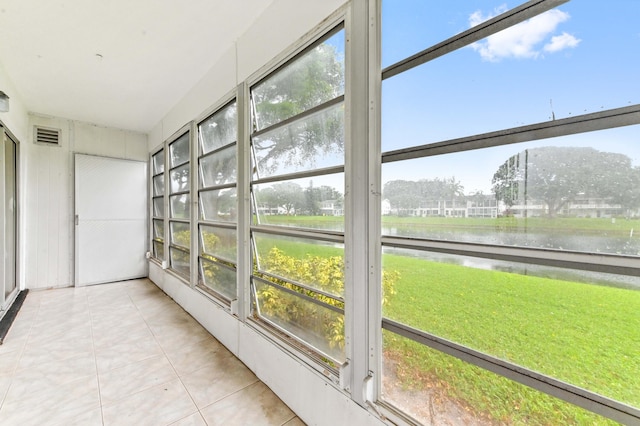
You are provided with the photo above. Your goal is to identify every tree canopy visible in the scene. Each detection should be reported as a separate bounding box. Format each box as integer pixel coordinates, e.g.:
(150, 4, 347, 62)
(383, 177, 464, 211)
(492, 146, 640, 217)
(251, 36, 345, 177)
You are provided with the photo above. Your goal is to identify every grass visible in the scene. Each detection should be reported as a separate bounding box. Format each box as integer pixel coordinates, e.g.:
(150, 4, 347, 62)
(259, 214, 640, 236)
(383, 253, 639, 424)
(261, 236, 640, 424)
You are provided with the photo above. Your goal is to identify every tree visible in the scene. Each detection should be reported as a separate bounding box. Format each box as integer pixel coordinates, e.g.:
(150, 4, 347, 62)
(303, 181, 343, 215)
(199, 103, 238, 221)
(256, 182, 304, 215)
(251, 39, 344, 176)
(199, 103, 237, 155)
(492, 146, 640, 217)
(382, 177, 465, 214)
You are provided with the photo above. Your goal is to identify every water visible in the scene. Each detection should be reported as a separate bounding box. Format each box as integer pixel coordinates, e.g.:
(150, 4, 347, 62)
(259, 218, 640, 289)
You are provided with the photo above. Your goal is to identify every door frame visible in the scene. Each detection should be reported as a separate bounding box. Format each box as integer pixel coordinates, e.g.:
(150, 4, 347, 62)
(0, 123, 20, 315)
(73, 153, 148, 286)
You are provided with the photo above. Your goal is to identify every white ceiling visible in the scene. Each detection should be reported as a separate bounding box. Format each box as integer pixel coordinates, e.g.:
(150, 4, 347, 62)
(0, 0, 274, 132)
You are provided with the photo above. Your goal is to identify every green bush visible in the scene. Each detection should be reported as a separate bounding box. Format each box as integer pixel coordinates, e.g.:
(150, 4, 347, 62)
(257, 247, 399, 352)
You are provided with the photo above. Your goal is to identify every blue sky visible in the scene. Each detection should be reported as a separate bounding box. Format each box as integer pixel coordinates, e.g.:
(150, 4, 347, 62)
(381, 1, 640, 194)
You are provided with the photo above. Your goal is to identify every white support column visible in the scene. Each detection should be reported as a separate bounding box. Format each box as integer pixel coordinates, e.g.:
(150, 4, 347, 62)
(236, 82, 251, 321)
(190, 121, 199, 289)
(344, 0, 381, 408)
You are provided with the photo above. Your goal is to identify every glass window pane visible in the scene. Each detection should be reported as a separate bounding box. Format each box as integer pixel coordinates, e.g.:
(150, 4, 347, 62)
(382, 2, 640, 151)
(4, 137, 17, 299)
(199, 188, 237, 222)
(153, 240, 164, 261)
(170, 164, 190, 194)
(153, 198, 164, 218)
(382, 126, 640, 256)
(200, 225, 236, 263)
(252, 102, 344, 179)
(170, 194, 190, 219)
(199, 258, 237, 300)
(253, 280, 345, 363)
(381, 330, 616, 425)
(382, 247, 640, 409)
(252, 29, 345, 130)
(382, 1, 528, 68)
(199, 102, 237, 155)
(153, 219, 164, 239)
(199, 147, 236, 188)
(169, 133, 190, 167)
(153, 174, 164, 197)
(253, 173, 344, 231)
(170, 221, 190, 249)
(253, 232, 344, 297)
(152, 149, 165, 175)
(170, 248, 190, 277)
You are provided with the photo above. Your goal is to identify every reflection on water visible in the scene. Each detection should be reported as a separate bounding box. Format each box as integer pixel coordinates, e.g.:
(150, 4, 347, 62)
(263, 218, 639, 289)
(383, 246, 640, 290)
(384, 226, 640, 257)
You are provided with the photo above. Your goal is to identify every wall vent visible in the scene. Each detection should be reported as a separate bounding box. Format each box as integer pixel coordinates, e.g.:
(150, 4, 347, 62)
(34, 126, 61, 146)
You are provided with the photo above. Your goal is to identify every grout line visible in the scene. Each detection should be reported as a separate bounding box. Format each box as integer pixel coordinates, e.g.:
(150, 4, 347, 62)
(129, 285, 203, 420)
(0, 292, 40, 413)
(85, 285, 106, 425)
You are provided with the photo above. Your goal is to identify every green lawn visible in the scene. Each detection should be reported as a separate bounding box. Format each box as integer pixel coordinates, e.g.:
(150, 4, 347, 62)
(383, 253, 639, 424)
(260, 237, 640, 424)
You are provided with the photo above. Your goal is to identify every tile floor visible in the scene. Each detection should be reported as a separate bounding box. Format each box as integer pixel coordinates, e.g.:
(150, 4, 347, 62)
(0, 279, 305, 426)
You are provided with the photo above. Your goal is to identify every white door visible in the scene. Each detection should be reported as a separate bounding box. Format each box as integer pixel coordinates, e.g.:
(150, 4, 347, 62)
(75, 154, 147, 286)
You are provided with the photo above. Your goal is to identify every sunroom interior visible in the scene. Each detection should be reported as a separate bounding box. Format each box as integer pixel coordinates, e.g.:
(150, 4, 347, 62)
(0, 0, 639, 425)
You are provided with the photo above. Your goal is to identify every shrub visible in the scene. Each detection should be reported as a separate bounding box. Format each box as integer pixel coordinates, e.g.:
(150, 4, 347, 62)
(256, 247, 399, 353)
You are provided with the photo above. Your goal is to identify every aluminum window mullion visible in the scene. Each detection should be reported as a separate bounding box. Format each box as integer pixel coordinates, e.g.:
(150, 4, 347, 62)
(251, 165, 345, 186)
(382, 104, 640, 164)
(198, 220, 237, 230)
(238, 82, 252, 319)
(382, 318, 640, 425)
(381, 0, 570, 80)
(252, 275, 344, 314)
(169, 244, 190, 253)
(252, 224, 344, 243)
(197, 141, 237, 160)
(255, 270, 345, 303)
(344, 0, 374, 405)
(199, 253, 236, 269)
(169, 158, 189, 169)
(198, 183, 236, 192)
(382, 236, 640, 277)
(164, 145, 170, 267)
(251, 95, 345, 138)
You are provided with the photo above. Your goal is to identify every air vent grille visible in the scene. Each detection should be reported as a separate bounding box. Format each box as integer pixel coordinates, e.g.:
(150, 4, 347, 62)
(34, 126, 60, 145)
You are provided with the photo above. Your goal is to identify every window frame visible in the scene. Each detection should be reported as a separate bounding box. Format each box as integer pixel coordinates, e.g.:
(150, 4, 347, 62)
(165, 125, 193, 281)
(149, 147, 165, 264)
(376, 0, 640, 424)
(196, 94, 239, 307)
(243, 14, 349, 378)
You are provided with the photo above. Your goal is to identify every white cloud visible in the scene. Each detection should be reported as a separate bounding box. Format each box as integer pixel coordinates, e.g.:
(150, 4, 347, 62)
(544, 32, 581, 52)
(469, 4, 508, 27)
(469, 8, 579, 61)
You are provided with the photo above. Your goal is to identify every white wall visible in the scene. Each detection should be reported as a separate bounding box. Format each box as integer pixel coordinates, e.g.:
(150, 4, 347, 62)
(23, 114, 147, 289)
(145, 1, 388, 425)
(0, 60, 29, 142)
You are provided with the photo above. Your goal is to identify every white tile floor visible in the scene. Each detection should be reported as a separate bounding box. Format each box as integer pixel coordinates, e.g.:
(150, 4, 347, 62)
(0, 279, 305, 426)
